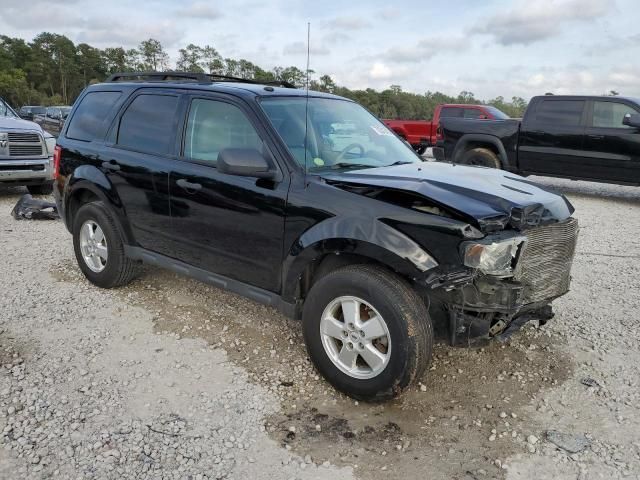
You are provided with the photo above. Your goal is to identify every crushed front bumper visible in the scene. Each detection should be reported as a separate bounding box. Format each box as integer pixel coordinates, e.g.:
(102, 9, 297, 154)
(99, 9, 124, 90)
(424, 217, 579, 345)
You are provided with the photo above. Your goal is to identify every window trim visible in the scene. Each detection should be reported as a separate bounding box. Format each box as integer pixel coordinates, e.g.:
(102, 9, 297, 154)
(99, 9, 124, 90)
(110, 90, 184, 158)
(588, 99, 640, 130)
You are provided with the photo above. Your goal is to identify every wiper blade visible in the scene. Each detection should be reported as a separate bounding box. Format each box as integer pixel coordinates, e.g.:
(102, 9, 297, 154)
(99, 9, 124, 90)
(329, 162, 374, 170)
(386, 161, 413, 166)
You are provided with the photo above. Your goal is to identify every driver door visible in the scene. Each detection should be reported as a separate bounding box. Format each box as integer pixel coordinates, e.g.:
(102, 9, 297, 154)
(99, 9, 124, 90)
(168, 94, 289, 292)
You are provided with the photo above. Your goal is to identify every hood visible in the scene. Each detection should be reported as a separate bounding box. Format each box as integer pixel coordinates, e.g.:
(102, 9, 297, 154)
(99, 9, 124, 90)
(321, 162, 574, 232)
(0, 116, 43, 132)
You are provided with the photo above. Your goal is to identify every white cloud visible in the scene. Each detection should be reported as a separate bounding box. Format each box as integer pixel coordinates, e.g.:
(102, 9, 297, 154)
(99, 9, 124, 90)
(324, 16, 370, 30)
(175, 2, 222, 20)
(471, 0, 611, 45)
(369, 62, 394, 80)
(283, 41, 330, 56)
(381, 36, 469, 63)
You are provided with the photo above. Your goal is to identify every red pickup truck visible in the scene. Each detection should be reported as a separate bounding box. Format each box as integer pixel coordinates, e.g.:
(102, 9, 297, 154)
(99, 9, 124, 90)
(383, 104, 509, 154)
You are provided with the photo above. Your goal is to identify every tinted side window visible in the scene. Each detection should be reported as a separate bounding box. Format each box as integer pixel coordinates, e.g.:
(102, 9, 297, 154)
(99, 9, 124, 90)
(118, 94, 179, 155)
(67, 91, 122, 141)
(440, 107, 463, 118)
(593, 101, 638, 128)
(183, 99, 262, 165)
(463, 108, 483, 119)
(535, 100, 585, 126)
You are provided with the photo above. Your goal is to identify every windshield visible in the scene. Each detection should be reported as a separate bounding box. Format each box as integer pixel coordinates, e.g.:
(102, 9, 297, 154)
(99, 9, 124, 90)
(485, 106, 510, 119)
(0, 99, 18, 118)
(260, 97, 420, 172)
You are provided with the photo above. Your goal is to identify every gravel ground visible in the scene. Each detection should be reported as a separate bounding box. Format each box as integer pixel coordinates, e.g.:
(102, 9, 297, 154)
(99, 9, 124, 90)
(0, 176, 638, 480)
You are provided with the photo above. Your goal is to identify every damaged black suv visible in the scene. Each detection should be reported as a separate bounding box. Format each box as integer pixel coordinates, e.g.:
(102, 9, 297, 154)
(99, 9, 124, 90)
(54, 72, 578, 400)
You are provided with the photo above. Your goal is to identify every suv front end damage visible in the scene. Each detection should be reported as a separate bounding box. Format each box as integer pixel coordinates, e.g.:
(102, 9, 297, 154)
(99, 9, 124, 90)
(428, 217, 579, 345)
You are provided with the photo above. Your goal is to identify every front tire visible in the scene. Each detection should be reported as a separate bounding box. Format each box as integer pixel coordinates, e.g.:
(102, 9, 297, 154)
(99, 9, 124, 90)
(415, 145, 427, 155)
(302, 265, 433, 401)
(72, 202, 137, 288)
(459, 147, 501, 168)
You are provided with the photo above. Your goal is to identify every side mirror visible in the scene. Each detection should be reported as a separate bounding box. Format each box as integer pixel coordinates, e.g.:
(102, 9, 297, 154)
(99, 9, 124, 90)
(622, 113, 640, 128)
(217, 148, 276, 179)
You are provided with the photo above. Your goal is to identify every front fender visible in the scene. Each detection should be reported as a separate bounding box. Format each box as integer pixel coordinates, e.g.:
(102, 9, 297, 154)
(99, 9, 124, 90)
(281, 217, 438, 302)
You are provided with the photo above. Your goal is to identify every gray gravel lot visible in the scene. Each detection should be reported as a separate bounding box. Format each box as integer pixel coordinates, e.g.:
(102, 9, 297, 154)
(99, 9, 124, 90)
(0, 176, 638, 480)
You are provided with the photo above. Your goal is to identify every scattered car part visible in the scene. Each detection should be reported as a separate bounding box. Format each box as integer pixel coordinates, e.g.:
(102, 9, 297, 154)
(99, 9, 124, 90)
(11, 194, 59, 220)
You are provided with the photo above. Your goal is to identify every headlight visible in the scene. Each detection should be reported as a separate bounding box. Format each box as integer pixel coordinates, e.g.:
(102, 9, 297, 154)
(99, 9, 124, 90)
(463, 236, 526, 276)
(44, 136, 57, 156)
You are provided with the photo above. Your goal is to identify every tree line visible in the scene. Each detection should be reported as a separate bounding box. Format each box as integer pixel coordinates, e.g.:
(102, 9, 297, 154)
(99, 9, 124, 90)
(0, 33, 528, 118)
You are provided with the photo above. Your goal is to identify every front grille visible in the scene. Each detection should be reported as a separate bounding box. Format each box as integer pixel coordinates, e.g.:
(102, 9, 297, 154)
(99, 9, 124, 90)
(2, 131, 45, 157)
(9, 144, 44, 156)
(7, 132, 40, 143)
(515, 218, 579, 304)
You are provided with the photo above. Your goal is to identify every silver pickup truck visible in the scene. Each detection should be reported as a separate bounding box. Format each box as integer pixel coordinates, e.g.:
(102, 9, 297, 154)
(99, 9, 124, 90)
(1, 98, 56, 194)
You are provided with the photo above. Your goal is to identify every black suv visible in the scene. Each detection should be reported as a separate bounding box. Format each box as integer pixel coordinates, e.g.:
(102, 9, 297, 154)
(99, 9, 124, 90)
(54, 72, 579, 400)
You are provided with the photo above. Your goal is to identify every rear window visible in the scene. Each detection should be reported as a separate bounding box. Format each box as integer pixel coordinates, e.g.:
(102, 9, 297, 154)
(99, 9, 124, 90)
(535, 100, 585, 126)
(463, 108, 483, 119)
(117, 94, 179, 156)
(67, 91, 122, 141)
(440, 107, 463, 118)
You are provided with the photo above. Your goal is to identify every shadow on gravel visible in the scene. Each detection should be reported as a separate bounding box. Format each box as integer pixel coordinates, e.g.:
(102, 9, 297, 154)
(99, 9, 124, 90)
(51, 252, 574, 480)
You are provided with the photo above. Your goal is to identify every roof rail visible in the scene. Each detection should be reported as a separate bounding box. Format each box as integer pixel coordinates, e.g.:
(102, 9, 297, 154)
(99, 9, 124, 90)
(105, 71, 297, 89)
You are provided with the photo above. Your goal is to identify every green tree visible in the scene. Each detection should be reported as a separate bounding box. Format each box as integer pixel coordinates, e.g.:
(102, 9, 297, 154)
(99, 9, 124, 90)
(138, 39, 168, 71)
(176, 44, 204, 72)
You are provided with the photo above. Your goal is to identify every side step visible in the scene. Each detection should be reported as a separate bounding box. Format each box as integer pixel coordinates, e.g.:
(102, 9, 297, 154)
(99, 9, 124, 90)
(125, 246, 297, 318)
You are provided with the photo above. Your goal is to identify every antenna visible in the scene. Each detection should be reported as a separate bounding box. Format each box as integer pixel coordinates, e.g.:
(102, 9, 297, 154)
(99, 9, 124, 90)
(303, 22, 311, 185)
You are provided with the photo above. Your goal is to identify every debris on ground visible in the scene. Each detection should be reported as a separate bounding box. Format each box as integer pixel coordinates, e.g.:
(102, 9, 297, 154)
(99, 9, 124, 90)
(580, 377, 600, 388)
(10, 194, 59, 220)
(545, 430, 591, 454)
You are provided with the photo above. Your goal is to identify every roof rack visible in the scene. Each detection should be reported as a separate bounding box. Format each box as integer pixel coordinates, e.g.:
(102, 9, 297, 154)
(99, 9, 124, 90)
(105, 71, 297, 89)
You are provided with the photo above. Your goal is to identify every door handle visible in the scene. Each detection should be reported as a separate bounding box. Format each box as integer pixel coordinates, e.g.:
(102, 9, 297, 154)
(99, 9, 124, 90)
(101, 161, 120, 172)
(176, 178, 202, 192)
(588, 134, 604, 140)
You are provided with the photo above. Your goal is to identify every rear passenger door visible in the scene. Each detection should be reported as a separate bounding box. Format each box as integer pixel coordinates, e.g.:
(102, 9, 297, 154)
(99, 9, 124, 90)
(168, 94, 289, 292)
(518, 98, 588, 176)
(583, 99, 640, 183)
(102, 90, 184, 256)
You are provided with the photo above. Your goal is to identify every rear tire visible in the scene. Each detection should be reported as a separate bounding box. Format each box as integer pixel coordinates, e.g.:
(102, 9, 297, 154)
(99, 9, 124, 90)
(27, 183, 53, 195)
(302, 265, 433, 401)
(415, 146, 427, 155)
(459, 147, 501, 169)
(72, 202, 137, 288)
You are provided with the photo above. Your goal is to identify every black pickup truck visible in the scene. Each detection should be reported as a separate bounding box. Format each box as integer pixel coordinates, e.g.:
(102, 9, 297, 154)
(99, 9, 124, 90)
(434, 95, 640, 185)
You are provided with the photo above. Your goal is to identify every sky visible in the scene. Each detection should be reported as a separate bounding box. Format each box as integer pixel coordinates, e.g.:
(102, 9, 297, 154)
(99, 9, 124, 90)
(1, 0, 639, 101)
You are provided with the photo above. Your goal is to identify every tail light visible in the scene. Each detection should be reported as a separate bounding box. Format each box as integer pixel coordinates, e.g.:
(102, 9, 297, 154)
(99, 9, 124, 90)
(53, 145, 61, 179)
(436, 125, 443, 142)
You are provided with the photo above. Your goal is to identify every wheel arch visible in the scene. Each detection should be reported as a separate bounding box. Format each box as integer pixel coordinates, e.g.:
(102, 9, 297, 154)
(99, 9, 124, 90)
(452, 134, 509, 168)
(281, 220, 439, 306)
(65, 166, 134, 244)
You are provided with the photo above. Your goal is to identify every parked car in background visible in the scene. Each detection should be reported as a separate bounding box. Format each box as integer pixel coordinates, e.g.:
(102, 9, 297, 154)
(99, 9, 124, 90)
(34, 106, 71, 137)
(54, 72, 578, 401)
(0, 97, 56, 194)
(18, 105, 46, 121)
(434, 95, 640, 185)
(383, 104, 509, 154)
